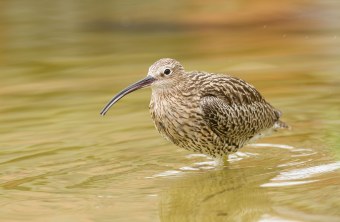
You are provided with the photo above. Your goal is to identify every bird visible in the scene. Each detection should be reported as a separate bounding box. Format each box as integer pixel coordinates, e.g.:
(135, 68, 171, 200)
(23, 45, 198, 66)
(100, 58, 288, 159)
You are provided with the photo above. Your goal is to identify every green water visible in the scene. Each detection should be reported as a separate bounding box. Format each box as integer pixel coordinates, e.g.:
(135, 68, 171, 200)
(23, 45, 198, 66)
(1, 1, 340, 221)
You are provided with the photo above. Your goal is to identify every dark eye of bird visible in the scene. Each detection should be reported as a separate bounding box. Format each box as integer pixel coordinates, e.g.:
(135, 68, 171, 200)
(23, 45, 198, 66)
(164, 69, 171, 75)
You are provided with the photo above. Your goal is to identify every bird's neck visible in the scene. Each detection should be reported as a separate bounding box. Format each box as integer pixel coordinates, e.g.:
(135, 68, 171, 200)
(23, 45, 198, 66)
(151, 85, 181, 97)
(151, 78, 186, 94)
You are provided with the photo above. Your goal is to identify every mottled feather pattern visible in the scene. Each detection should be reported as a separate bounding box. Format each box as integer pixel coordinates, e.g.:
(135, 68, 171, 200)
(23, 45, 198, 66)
(102, 58, 287, 158)
(150, 63, 286, 157)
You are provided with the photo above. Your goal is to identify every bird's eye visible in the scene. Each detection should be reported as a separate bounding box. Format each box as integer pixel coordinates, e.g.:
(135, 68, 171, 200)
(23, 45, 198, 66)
(164, 69, 171, 75)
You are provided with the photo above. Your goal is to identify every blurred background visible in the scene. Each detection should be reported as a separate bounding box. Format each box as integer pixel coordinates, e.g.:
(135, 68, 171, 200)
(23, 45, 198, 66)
(0, 0, 339, 221)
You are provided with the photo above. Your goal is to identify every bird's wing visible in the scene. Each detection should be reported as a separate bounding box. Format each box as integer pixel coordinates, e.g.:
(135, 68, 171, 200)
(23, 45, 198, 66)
(200, 96, 279, 146)
(200, 77, 280, 146)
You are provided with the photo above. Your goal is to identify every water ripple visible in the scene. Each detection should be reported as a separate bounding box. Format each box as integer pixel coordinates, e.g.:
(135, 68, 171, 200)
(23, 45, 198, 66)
(261, 162, 340, 187)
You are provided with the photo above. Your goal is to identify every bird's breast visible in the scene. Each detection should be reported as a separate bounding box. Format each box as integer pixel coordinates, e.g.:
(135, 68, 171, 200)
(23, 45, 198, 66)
(149, 92, 219, 152)
(150, 93, 198, 133)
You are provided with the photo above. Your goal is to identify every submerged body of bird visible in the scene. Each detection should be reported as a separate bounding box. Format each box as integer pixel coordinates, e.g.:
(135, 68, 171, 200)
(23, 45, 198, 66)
(101, 58, 287, 158)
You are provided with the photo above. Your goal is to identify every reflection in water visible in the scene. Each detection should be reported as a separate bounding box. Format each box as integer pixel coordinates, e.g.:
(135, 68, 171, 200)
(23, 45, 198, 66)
(159, 145, 340, 222)
(160, 166, 272, 222)
(0, 0, 340, 221)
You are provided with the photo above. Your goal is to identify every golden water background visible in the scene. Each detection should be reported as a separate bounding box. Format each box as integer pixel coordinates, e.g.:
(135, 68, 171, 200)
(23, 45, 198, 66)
(0, 1, 339, 221)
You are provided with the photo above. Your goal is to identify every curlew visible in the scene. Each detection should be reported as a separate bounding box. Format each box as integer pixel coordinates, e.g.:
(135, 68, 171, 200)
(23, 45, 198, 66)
(100, 58, 287, 159)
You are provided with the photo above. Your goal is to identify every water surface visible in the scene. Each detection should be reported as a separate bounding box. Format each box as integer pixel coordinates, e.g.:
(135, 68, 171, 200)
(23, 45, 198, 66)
(0, 1, 340, 221)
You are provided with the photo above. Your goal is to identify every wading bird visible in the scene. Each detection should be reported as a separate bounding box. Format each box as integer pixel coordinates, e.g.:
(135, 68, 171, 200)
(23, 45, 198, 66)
(100, 58, 287, 159)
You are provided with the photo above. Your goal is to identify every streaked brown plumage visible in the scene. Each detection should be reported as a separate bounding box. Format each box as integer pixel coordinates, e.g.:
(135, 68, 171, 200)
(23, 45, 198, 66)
(101, 58, 287, 158)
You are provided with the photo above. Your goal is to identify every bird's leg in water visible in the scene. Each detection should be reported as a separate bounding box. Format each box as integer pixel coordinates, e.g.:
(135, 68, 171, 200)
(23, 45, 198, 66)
(215, 155, 229, 166)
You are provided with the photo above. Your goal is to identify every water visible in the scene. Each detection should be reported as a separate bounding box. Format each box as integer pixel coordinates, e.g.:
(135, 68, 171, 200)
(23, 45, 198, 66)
(1, 0, 340, 221)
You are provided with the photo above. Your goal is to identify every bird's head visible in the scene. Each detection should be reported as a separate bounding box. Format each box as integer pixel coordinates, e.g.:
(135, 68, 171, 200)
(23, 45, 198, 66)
(147, 58, 185, 88)
(100, 58, 185, 115)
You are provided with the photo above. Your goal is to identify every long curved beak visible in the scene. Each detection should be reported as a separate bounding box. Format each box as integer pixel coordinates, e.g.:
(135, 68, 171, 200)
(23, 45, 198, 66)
(100, 75, 155, 116)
